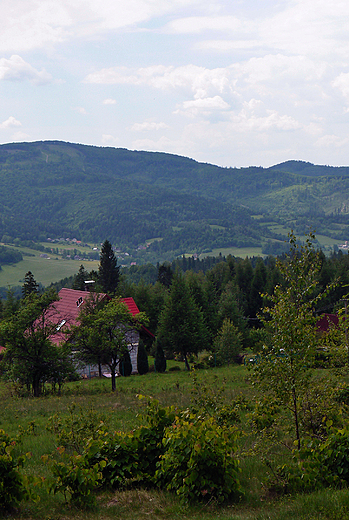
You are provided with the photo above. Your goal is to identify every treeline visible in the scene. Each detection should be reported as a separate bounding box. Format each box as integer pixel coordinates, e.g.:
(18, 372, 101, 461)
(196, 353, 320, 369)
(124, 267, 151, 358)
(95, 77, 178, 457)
(119, 249, 349, 357)
(0, 245, 23, 268)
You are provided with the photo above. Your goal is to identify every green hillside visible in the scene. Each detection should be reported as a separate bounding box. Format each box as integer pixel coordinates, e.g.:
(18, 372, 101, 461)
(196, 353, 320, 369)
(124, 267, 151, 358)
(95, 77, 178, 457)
(0, 141, 348, 263)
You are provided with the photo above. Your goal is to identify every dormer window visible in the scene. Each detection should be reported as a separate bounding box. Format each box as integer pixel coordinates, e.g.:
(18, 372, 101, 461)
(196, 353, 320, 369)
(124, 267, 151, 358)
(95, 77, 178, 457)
(76, 297, 83, 307)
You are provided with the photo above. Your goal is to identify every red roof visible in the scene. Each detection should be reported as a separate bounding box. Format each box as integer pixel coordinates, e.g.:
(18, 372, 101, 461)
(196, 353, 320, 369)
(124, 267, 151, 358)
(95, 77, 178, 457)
(49, 289, 141, 345)
(120, 297, 140, 317)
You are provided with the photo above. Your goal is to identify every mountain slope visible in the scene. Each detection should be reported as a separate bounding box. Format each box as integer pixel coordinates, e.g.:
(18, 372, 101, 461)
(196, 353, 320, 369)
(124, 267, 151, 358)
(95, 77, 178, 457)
(0, 141, 348, 259)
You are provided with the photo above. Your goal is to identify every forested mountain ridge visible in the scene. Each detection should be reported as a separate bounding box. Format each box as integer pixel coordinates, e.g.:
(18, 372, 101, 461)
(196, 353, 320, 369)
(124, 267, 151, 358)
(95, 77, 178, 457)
(0, 140, 348, 259)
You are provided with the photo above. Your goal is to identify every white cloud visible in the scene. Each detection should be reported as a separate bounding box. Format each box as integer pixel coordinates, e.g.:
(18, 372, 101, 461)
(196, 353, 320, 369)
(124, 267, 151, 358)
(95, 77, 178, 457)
(84, 64, 233, 99)
(172, 1, 349, 60)
(131, 121, 169, 131)
(101, 134, 119, 145)
(103, 98, 117, 105)
(165, 15, 243, 34)
(174, 95, 230, 117)
(315, 134, 349, 148)
(0, 116, 22, 129)
(0, 0, 202, 52)
(234, 54, 326, 86)
(196, 40, 261, 51)
(332, 73, 349, 100)
(0, 55, 52, 85)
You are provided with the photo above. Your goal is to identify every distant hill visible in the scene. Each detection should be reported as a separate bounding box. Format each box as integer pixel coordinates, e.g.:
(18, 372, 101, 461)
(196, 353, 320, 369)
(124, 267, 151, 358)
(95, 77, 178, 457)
(0, 141, 348, 260)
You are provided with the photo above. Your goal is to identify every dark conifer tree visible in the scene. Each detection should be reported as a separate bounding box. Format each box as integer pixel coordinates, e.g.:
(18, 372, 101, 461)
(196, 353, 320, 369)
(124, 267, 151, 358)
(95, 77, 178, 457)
(154, 338, 166, 373)
(137, 338, 149, 375)
(22, 271, 39, 297)
(98, 240, 120, 294)
(157, 262, 173, 288)
(72, 264, 89, 291)
(157, 273, 208, 370)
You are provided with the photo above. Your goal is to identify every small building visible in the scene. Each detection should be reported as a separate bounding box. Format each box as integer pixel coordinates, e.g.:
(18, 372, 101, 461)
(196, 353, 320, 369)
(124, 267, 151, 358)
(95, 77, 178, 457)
(48, 288, 148, 377)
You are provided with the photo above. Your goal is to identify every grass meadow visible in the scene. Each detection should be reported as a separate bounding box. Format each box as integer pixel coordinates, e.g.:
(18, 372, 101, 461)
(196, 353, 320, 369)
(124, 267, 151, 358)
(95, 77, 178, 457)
(1, 361, 349, 519)
(0, 242, 100, 289)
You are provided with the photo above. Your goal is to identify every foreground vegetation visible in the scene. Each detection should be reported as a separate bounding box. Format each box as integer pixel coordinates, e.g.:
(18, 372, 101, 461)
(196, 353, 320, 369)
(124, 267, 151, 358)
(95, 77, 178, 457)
(1, 364, 349, 519)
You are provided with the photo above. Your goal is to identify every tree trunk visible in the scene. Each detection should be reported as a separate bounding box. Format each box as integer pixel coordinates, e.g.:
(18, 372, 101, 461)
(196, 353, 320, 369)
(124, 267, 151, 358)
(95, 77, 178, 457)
(32, 378, 41, 397)
(184, 354, 190, 371)
(292, 386, 301, 450)
(111, 369, 116, 392)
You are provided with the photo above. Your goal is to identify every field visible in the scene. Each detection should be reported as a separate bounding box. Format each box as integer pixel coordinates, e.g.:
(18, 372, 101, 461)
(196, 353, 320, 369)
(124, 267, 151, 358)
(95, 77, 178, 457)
(0, 243, 100, 289)
(1, 361, 349, 520)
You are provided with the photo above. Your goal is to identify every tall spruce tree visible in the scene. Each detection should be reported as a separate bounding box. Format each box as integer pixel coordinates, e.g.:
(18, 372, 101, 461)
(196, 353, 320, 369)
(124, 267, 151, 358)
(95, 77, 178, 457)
(98, 240, 120, 295)
(157, 272, 209, 370)
(22, 271, 39, 297)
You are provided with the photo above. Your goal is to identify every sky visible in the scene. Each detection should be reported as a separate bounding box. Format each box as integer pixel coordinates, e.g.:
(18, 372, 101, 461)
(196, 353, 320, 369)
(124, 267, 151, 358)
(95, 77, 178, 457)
(1, 0, 349, 168)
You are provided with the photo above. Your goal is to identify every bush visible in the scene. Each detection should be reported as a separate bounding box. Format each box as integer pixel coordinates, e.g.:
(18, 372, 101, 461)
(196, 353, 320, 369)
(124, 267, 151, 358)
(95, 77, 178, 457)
(155, 413, 241, 503)
(0, 430, 33, 511)
(45, 447, 105, 508)
(46, 404, 107, 454)
(84, 396, 176, 489)
(85, 431, 138, 489)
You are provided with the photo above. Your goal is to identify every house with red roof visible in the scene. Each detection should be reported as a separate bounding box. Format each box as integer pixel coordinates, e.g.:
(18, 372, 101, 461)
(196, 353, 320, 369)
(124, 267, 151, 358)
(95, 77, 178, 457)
(48, 288, 149, 376)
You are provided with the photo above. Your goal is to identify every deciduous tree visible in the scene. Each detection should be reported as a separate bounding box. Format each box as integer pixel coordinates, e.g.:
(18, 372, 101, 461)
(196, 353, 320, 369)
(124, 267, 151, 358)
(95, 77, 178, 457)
(74, 298, 146, 391)
(253, 231, 334, 449)
(0, 290, 74, 397)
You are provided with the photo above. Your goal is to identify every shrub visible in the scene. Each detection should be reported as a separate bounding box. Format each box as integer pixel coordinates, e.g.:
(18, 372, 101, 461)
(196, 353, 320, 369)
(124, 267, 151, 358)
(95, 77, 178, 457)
(46, 404, 107, 454)
(85, 396, 176, 489)
(265, 423, 349, 495)
(155, 413, 241, 503)
(45, 447, 105, 508)
(316, 423, 349, 485)
(134, 396, 176, 483)
(85, 431, 138, 489)
(0, 430, 33, 511)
